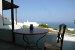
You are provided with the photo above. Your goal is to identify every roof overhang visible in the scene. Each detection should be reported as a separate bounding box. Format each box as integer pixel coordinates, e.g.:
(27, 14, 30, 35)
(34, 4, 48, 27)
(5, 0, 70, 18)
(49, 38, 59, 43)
(3, 0, 19, 10)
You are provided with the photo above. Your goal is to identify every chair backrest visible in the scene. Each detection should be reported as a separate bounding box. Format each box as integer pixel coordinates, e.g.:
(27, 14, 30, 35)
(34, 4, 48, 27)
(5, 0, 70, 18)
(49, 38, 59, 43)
(57, 24, 66, 50)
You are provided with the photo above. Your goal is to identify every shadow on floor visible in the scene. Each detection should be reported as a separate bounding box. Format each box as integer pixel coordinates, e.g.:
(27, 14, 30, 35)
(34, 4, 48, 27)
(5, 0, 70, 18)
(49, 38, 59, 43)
(0, 39, 39, 50)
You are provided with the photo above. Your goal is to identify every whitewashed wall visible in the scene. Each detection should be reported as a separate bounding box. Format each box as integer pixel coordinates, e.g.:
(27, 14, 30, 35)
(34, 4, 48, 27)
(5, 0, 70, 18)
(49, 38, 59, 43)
(1, 19, 21, 29)
(0, 25, 12, 29)
(0, 24, 21, 29)
(4, 20, 16, 25)
(14, 24, 21, 29)
(0, 0, 3, 28)
(0, 29, 75, 50)
(4, 20, 11, 25)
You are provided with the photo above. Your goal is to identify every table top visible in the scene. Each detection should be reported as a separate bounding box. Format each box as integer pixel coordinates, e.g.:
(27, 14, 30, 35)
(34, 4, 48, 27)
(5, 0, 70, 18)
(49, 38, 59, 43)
(13, 28, 49, 35)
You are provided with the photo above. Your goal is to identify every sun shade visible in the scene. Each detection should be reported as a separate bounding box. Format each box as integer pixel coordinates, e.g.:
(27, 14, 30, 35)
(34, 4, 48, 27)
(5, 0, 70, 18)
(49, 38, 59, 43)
(3, 0, 19, 10)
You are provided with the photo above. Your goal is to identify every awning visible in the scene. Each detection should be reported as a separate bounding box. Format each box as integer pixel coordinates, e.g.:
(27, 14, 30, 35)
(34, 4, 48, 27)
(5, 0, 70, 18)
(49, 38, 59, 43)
(3, 0, 19, 10)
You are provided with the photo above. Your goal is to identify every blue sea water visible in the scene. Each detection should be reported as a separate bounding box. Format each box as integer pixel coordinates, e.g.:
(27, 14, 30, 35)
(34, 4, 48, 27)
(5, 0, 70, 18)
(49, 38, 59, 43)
(37, 22, 75, 29)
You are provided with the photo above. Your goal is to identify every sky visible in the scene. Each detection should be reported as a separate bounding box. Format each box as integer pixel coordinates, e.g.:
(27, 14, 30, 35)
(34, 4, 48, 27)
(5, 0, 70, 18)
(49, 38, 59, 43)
(3, 0, 75, 23)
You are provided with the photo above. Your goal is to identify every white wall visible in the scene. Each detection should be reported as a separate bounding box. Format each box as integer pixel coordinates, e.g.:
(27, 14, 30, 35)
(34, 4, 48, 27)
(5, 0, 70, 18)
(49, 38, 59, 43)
(4, 20, 11, 25)
(23, 22, 39, 26)
(0, 29, 75, 50)
(14, 24, 21, 29)
(0, 25, 12, 29)
(0, 24, 21, 29)
(14, 33, 57, 50)
(1, 19, 21, 29)
(4, 20, 16, 25)
(0, 0, 3, 27)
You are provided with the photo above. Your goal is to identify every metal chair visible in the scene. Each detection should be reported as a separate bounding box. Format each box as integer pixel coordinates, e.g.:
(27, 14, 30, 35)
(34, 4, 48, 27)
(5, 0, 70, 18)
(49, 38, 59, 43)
(44, 24, 66, 50)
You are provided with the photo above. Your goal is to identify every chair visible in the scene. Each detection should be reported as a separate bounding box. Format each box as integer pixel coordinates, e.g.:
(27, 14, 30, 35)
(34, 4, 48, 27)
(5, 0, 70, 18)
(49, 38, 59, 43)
(44, 24, 66, 50)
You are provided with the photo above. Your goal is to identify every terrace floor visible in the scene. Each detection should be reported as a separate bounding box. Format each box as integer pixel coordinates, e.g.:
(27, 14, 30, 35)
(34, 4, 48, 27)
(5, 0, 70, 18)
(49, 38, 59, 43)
(0, 39, 39, 50)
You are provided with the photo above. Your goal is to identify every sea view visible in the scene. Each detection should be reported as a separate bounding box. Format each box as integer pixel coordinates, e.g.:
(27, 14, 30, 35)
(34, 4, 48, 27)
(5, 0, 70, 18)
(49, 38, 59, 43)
(37, 22, 75, 29)
(1, 0, 75, 50)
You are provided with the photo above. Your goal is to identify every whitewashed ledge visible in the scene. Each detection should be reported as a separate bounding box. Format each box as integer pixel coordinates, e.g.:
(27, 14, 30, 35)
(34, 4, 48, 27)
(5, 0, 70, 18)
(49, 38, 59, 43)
(47, 33, 58, 35)
(44, 28, 58, 31)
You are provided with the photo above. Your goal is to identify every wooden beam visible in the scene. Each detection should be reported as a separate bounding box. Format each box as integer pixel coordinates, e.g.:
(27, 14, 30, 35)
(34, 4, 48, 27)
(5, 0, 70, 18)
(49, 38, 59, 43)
(3, 0, 19, 10)
(11, 0, 15, 43)
(16, 8, 17, 25)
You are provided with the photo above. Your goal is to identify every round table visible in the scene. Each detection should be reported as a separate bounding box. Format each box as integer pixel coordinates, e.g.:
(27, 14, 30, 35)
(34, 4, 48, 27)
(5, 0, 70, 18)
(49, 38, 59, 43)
(13, 28, 49, 50)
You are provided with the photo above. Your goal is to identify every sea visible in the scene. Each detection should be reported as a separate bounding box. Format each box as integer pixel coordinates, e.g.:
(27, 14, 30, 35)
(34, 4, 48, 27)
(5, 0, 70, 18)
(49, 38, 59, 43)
(37, 22, 75, 29)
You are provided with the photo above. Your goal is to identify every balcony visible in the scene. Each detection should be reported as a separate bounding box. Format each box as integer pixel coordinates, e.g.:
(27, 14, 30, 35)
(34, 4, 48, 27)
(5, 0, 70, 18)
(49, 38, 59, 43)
(0, 29, 75, 50)
(0, 0, 75, 50)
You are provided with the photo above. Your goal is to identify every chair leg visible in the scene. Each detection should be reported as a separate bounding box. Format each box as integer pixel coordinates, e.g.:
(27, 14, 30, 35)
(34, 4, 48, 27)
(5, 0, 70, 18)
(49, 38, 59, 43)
(44, 47, 46, 50)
